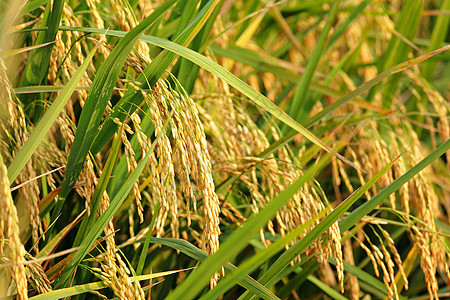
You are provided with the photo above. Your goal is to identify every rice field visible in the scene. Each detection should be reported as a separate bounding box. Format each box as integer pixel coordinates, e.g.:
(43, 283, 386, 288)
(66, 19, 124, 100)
(0, 0, 449, 299)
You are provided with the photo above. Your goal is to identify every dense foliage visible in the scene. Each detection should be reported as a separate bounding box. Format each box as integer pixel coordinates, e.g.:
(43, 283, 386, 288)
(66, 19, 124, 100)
(0, 0, 449, 299)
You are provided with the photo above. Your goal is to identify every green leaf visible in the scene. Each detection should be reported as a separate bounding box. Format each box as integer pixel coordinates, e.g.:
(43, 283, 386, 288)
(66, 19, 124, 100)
(380, 0, 423, 108)
(287, 0, 341, 124)
(36, 211, 84, 260)
(72, 123, 123, 247)
(136, 201, 160, 275)
(327, 0, 371, 49)
(21, 0, 47, 16)
(146, 237, 278, 300)
(328, 257, 406, 299)
(307, 275, 347, 300)
(176, 1, 223, 93)
(421, 0, 450, 80)
(199, 210, 326, 300)
(19, 0, 64, 117)
(209, 44, 342, 98)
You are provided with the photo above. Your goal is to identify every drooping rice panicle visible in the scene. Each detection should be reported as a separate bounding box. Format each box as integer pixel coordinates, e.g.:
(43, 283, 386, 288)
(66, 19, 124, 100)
(0, 155, 28, 299)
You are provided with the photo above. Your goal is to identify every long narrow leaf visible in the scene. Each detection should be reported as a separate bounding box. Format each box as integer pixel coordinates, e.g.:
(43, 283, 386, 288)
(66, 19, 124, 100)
(380, 0, 423, 108)
(307, 275, 347, 300)
(200, 210, 327, 300)
(421, 0, 450, 80)
(72, 124, 123, 247)
(19, 0, 64, 116)
(288, 0, 340, 124)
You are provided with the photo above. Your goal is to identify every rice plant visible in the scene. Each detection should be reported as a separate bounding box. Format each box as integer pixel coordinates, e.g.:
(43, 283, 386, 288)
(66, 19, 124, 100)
(0, 0, 449, 299)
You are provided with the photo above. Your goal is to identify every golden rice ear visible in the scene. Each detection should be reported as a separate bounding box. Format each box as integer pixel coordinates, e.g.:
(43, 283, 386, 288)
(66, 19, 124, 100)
(0, 155, 28, 299)
(0, 58, 44, 253)
(111, 0, 150, 63)
(91, 245, 146, 300)
(380, 227, 408, 291)
(24, 253, 52, 294)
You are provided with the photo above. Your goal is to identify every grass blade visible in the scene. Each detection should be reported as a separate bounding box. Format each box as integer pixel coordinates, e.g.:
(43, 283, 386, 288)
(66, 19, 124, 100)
(380, 0, 423, 108)
(72, 124, 123, 247)
(144, 237, 277, 300)
(328, 258, 406, 299)
(287, 0, 341, 124)
(199, 210, 327, 300)
(18, 0, 64, 117)
(209, 44, 342, 97)
(421, 0, 450, 80)
(21, 0, 47, 16)
(176, 2, 223, 93)
(136, 202, 160, 276)
(327, 0, 371, 49)
(307, 275, 347, 300)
